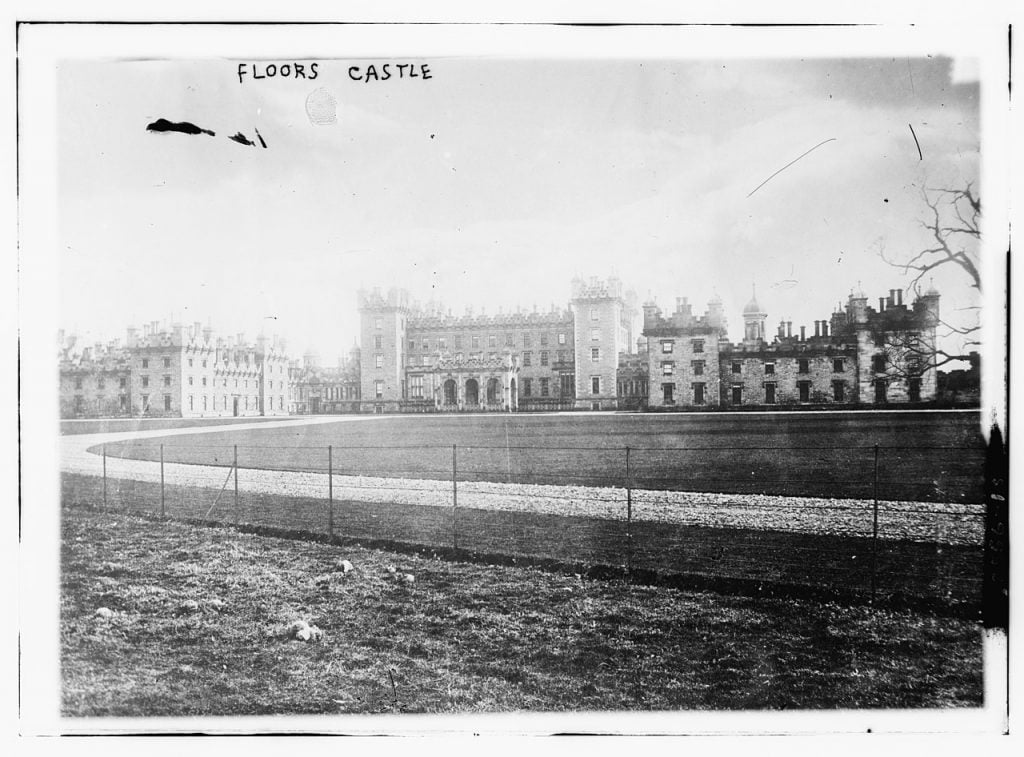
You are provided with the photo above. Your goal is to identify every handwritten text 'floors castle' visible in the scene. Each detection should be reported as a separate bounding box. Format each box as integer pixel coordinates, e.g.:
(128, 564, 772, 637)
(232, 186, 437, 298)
(59, 276, 942, 418)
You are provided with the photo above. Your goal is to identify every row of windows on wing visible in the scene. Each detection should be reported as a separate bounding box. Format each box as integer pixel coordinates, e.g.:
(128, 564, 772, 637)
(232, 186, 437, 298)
(137, 357, 287, 374)
(371, 332, 574, 352)
(657, 358, 848, 376)
(371, 349, 582, 369)
(658, 377, 923, 405)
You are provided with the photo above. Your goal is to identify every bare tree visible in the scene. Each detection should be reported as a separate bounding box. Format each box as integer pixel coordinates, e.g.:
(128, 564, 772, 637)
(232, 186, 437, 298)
(880, 183, 982, 370)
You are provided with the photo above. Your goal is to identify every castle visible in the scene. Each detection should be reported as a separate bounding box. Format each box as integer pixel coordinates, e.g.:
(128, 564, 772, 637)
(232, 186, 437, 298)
(58, 277, 942, 418)
(58, 321, 292, 418)
(355, 277, 941, 413)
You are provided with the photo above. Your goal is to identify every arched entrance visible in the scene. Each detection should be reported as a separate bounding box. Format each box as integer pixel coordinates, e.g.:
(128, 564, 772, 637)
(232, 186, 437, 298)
(486, 378, 500, 404)
(443, 379, 457, 406)
(465, 378, 479, 406)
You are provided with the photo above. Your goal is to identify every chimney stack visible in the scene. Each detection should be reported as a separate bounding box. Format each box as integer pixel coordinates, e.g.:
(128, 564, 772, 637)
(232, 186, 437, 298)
(897, 289, 903, 306)
(888, 289, 896, 308)
(822, 322, 829, 338)
(814, 321, 821, 338)
(786, 321, 793, 338)
(800, 325, 806, 341)
(879, 297, 886, 312)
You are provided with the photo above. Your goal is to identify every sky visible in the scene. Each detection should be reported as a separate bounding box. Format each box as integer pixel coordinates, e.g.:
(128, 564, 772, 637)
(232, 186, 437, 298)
(57, 55, 981, 364)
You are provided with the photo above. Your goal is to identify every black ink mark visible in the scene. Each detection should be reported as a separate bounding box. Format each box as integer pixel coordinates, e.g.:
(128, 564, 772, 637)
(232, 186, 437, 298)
(228, 132, 257, 147)
(254, 127, 267, 149)
(746, 138, 836, 198)
(146, 118, 215, 137)
(908, 123, 923, 160)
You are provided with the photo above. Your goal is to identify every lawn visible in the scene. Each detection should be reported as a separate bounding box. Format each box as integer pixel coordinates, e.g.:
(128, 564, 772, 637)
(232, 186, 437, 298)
(96, 410, 987, 502)
(61, 504, 984, 716)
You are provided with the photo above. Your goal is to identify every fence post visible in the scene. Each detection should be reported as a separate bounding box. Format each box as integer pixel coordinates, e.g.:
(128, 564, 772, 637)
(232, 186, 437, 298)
(870, 443, 880, 603)
(626, 446, 633, 575)
(160, 444, 165, 517)
(233, 445, 239, 515)
(328, 445, 334, 538)
(452, 444, 459, 551)
(102, 444, 107, 509)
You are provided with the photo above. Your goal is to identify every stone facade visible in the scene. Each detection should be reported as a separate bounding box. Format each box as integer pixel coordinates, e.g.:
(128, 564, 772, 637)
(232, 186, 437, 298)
(642, 285, 940, 409)
(59, 322, 292, 418)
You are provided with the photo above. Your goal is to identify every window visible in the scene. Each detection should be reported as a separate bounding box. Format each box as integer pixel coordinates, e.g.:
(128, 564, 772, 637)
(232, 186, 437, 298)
(558, 333, 566, 345)
(375, 354, 384, 369)
(662, 361, 674, 376)
(731, 386, 743, 405)
(540, 333, 549, 346)
(692, 340, 704, 354)
(201, 360, 207, 368)
(692, 382, 705, 405)
(798, 359, 810, 374)
(798, 381, 811, 402)
(692, 360, 705, 376)
(269, 397, 274, 411)
(732, 362, 742, 374)
(591, 328, 600, 341)
(203, 395, 208, 411)
(454, 353, 463, 363)
(471, 336, 480, 349)
(833, 358, 845, 373)
(409, 339, 416, 351)
(120, 395, 128, 410)
(189, 396, 194, 411)
(141, 358, 149, 368)
(188, 358, 193, 367)
(523, 333, 532, 347)
(765, 382, 776, 404)
(454, 335, 462, 349)
(540, 351, 549, 366)
(98, 378, 105, 390)
(591, 348, 600, 362)
(764, 362, 775, 375)
(375, 380, 384, 399)
(163, 357, 171, 368)
(374, 335, 383, 349)
(523, 351, 532, 367)
(872, 354, 886, 373)
(560, 374, 574, 397)
(662, 383, 675, 403)
(188, 376, 194, 386)
(505, 334, 514, 347)
(661, 341, 674, 354)
(163, 375, 171, 387)
(422, 339, 430, 350)
(591, 376, 600, 395)
(202, 377, 207, 387)
(540, 378, 550, 397)
(164, 395, 172, 411)
(590, 308, 599, 321)
(119, 377, 127, 388)
(439, 337, 447, 350)
(141, 376, 149, 388)
(522, 378, 532, 397)
(488, 335, 497, 348)
(908, 377, 922, 402)
(74, 378, 82, 389)
(141, 394, 150, 411)
(833, 381, 846, 402)
(556, 350, 566, 363)
(375, 318, 383, 330)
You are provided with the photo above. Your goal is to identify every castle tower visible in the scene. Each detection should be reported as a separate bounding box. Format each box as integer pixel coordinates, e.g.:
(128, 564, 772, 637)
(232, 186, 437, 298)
(742, 286, 767, 346)
(358, 287, 410, 411)
(570, 276, 627, 410)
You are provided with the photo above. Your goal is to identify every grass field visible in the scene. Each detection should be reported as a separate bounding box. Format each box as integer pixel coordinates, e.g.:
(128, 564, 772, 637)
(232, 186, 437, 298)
(97, 411, 987, 502)
(61, 504, 984, 716)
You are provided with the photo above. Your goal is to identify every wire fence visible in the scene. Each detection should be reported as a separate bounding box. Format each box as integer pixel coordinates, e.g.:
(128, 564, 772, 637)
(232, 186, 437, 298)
(61, 440, 987, 614)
